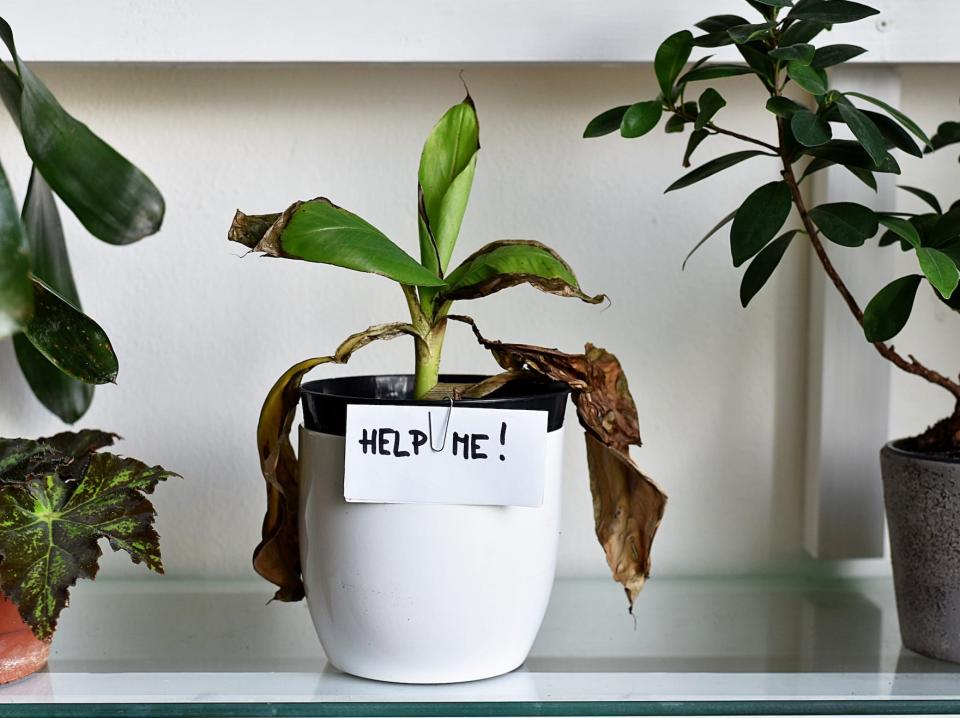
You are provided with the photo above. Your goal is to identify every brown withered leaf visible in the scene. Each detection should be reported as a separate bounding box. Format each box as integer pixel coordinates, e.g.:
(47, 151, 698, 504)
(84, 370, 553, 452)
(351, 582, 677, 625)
(253, 322, 416, 601)
(228, 198, 318, 256)
(449, 314, 666, 610)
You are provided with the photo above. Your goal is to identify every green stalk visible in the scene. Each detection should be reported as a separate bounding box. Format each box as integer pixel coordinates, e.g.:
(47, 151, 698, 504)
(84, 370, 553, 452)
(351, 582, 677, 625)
(403, 284, 448, 399)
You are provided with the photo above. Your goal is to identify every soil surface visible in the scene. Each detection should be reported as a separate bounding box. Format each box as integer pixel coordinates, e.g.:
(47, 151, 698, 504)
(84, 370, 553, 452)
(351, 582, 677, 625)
(901, 410, 960, 460)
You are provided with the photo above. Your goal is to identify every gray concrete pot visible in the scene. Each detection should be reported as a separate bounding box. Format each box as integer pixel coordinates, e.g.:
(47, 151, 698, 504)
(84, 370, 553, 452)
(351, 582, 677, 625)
(881, 441, 960, 663)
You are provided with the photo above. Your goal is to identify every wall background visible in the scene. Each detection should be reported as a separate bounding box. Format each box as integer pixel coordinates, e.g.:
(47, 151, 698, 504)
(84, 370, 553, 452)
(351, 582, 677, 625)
(0, 63, 955, 583)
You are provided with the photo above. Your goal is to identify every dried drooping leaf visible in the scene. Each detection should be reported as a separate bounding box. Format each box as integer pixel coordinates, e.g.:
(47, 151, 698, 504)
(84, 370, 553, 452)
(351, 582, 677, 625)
(0, 430, 117, 482)
(0, 452, 176, 639)
(253, 322, 417, 602)
(449, 315, 666, 609)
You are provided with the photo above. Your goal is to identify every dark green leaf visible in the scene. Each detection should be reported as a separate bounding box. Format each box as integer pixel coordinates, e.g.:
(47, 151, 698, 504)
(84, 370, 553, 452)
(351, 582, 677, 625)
(695, 89, 726, 129)
(655, 31, 694, 101)
(930, 121, 960, 152)
(664, 115, 686, 133)
(791, 110, 832, 146)
(736, 43, 776, 86)
(863, 275, 922, 341)
(844, 91, 932, 149)
(41, 430, 117, 460)
(682, 209, 737, 270)
(845, 165, 877, 191)
(0, 438, 49, 479)
(728, 22, 776, 44)
(0, 451, 176, 639)
(787, 61, 828, 95)
(929, 207, 960, 248)
(780, 20, 828, 45)
(878, 215, 921, 249)
(695, 15, 749, 32)
(809, 202, 878, 247)
(693, 32, 737, 48)
(0, 19, 164, 246)
(811, 44, 867, 68)
(766, 96, 806, 118)
(677, 64, 755, 84)
(805, 139, 901, 174)
(740, 231, 797, 306)
(0, 159, 31, 338)
(770, 44, 815, 63)
(898, 186, 942, 215)
(683, 129, 710, 167)
(788, 1, 880, 23)
(863, 110, 922, 158)
(621, 101, 663, 138)
(665, 150, 769, 192)
(584, 106, 629, 138)
(21, 279, 119, 384)
(916, 247, 959, 299)
(730, 181, 793, 266)
(754, 0, 793, 6)
(836, 97, 894, 168)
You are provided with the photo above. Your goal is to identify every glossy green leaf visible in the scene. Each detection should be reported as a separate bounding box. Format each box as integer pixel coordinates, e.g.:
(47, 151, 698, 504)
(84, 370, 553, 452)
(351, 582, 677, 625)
(728, 22, 776, 44)
(791, 111, 832, 146)
(584, 106, 629, 138)
(0, 19, 163, 246)
(683, 129, 710, 167)
(620, 101, 663, 138)
(730, 181, 792, 266)
(740, 231, 797, 307)
(878, 215, 921, 249)
(695, 15, 749, 32)
(805, 139, 901, 174)
(770, 44, 815, 63)
(809, 202, 878, 247)
(844, 91, 932, 149)
(780, 20, 828, 45)
(665, 150, 769, 192)
(693, 32, 737, 48)
(845, 166, 878, 191)
(917, 247, 960, 299)
(788, 1, 880, 23)
(787, 61, 828, 95)
(664, 115, 687, 134)
(655, 31, 694, 101)
(0, 159, 31, 338)
(754, 0, 793, 6)
(0, 451, 175, 639)
(677, 64, 755, 84)
(898, 186, 942, 215)
(766, 96, 806, 118)
(929, 121, 960, 152)
(695, 89, 726, 130)
(811, 44, 867, 68)
(683, 209, 737, 270)
(14, 168, 93, 423)
(863, 275, 922, 341)
(736, 44, 776, 87)
(929, 207, 960, 247)
(863, 110, 922, 158)
(836, 97, 893, 168)
(21, 279, 118, 385)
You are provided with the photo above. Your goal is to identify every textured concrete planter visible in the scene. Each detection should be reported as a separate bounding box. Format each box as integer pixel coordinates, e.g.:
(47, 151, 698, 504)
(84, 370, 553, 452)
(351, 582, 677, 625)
(881, 441, 960, 663)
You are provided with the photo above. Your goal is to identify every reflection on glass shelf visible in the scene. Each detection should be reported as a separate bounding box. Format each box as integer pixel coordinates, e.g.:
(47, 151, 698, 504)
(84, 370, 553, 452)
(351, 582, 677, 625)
(0, 577, 957, 715)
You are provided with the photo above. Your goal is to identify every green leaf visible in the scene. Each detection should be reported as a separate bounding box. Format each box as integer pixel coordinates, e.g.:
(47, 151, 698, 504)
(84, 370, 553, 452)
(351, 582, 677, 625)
(677, 64, 755, 84)
(736, 43, 776, 87)
(693, 32, 737, 48)
(917, 247, 960, 299)
(864, 275, 922, 341)
(878, 215, 921, 249)
(929, 207, 960, 247)
(20, 279, 118, 385)
(930, 121, 960, 152)
(584, 106, 629, 138)
(740, 231, 797, 307)
(228, 198, 446, 287)
(655, 31, 694, 101)
(844, 91, 932, 149)
(683, 129, 710, 167)
(766, 96, 806, 118)
(439, 240, 604, 304)
(695, 89, 726, 130)
(791, 110, 832, 146)
(787, 61, 828, 95)
(788, 1, 880, 23)
(754, 0, 793, 6)
(835, 97, 893, 168)
(664, 115, 686, 134)
(0, 438, 49, 479)
(683, 209, 737, 270)
(770, 44, 815, 63)
(665, 150, 769, 193)
(809, 202, 878, 247)
(0, 451, 176, 639)
(863, 110, 922, 158)
(727, 22, 776, 44)
(845, 165, 877, 191)
(620, 101, 663, 138)
(811, 44, 867, 68)
(805, 139, 901, 174)
(780, 20, 829, 45)
(417, 97, 479, 276)
(695, 15, 749, 32)
(0, 159, 32, 338)
(0, 19, 164, 245)
(15, 168, 93, 423)
(730, 181, 793, 266)
(898, 186, 942, 215)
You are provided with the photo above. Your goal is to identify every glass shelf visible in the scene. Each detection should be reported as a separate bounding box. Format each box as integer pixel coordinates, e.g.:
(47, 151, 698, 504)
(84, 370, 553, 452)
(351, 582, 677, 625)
(1, 576, 959, 716)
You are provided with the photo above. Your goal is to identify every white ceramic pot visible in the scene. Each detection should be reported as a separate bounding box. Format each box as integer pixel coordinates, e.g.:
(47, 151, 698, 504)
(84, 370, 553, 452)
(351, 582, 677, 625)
(297, 375, 567, 684)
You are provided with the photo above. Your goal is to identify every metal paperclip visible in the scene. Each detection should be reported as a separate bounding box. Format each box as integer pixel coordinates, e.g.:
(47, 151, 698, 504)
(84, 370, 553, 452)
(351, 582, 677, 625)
(428, 396, 454, 452)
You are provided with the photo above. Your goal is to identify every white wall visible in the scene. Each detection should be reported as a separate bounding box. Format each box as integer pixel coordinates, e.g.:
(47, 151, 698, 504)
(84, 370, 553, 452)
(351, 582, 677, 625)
(5, 62, 950, 584)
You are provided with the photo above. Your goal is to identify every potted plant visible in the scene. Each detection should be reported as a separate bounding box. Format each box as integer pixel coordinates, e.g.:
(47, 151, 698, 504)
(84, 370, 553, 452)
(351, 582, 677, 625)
(585, 0, 960, 662)
(228, 94, 667, 683)
(0, 18, 173, 683)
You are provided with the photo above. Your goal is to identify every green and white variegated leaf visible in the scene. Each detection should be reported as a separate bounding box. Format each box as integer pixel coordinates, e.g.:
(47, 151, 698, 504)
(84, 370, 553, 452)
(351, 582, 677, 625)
(0, 451, 176, 640)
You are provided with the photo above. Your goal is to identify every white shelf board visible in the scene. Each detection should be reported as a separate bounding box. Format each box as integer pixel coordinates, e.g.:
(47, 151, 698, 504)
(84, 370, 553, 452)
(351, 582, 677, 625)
(3, 1, 960, 65)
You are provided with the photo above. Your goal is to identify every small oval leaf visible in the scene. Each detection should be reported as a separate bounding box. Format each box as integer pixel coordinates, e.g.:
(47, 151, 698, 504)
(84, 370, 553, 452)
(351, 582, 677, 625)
(620, 101, 663, 138)
(863, 275, 922, 342)
(730, 181, 793, 266)
(809, 202, 879, 247)
(791, 110, 832, 146)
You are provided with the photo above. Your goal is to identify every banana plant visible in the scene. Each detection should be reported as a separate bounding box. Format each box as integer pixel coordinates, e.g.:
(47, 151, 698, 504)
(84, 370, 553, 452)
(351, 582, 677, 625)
(586, 0, 960, 455)
(229, 95, 667, 610)
(0, 17, 164, 423)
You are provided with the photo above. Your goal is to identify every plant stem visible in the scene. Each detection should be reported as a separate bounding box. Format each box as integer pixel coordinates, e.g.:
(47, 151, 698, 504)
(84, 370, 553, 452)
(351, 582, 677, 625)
(402, 284, 448, 399)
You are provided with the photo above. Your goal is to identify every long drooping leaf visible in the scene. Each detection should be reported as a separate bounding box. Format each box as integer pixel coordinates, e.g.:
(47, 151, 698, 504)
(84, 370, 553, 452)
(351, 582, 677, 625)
(655, 31, 693, 102)
(740, 231, 797, 307)
(844, 91, 932, 149)
(805, 140, 901, 174)
(863, 275, 922, 342)
(0, 158, 31, 338)
(21, 279, 118, 385)
(695, 89, 726, 130)
(862, 110, 922, 158)
(809, 202, 879, 247)
(730, 181, 792, 266)
(584, 106, 630, 138)
(898, 186, 942, 215)
(0, 452, 175, 639)
(811, 44, 867, 68)
(438, 240, 605, 304)
(788, 1, 880, 23)
(0, 18, 164, 245)
(683, 209, 737, 270)
(836, 96, 893, 168)
(917, 247, 960, 299)
(228, 198, 445, 287)
(14, 168, 93, 423)
(677, 64, 755, 84)
(665, 150, 768, 192)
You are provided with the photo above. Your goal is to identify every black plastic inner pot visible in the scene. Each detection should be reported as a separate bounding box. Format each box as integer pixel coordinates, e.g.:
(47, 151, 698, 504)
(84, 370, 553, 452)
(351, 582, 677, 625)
(301, 374, 570, 436)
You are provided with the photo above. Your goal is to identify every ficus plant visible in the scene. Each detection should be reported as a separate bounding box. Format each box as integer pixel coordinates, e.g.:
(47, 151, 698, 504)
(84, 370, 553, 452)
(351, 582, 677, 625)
(229, 94, 667, 609)
(586, 0, 960, 454)
(0, 430, 177, 640)
(0, 17, 164, 423)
